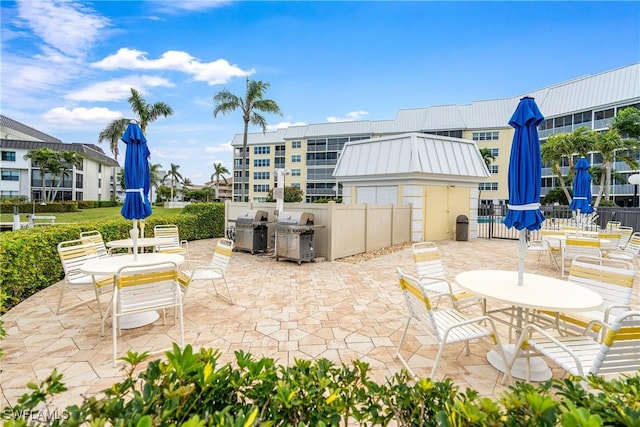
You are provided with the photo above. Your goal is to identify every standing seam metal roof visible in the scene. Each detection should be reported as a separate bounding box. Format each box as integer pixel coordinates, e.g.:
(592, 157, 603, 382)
(333, 132, 490, 179)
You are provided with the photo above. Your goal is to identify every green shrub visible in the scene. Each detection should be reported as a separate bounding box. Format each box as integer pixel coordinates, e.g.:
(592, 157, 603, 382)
(3, 344, 639, 426)
(0, 203, 226, 314)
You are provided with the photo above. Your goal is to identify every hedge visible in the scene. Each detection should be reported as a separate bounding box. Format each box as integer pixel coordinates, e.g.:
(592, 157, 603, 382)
(0, 203, 226, 314)
(2, 344, 639, 426)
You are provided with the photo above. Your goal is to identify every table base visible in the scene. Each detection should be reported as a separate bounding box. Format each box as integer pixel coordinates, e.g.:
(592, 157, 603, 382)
(118, 311, 160, 329)
(488, 344, 552, 382)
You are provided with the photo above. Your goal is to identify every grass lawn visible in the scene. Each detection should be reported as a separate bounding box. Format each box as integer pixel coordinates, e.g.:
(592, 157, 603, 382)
(0, 206, 184, 224)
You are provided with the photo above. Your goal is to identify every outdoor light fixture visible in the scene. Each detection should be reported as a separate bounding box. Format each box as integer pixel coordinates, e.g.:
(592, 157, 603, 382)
(627, 173, 640, 207)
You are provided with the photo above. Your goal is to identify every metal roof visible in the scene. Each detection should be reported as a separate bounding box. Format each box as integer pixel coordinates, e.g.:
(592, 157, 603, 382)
(333, 132, 490, 180)
(0, 115, 62, 143)
(0, 139, 119, 166)
(232, 63, 640, 145)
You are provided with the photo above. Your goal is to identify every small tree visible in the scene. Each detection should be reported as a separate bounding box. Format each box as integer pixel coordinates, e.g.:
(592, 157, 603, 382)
(266, 186, 303, 203)
(213, 79, 282, 202)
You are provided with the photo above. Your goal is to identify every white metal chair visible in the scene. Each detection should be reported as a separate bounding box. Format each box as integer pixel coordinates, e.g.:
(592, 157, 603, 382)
(537, 255, 635, 338)
(411, 242, 480, 310)
(617, 226, 634, 249)
(153, 224, 188, 256)
(604, 231, 640, 268)
(527, 239, 559, 270)
(57, 239, 114, 331)
(179, 238, 234, 303)
(395, 268, 510, 381)
(80, 230, 111, 258)
(112, 261, 184, 366)
(561, 235, 601, 277)
(508, 311, 640, 382)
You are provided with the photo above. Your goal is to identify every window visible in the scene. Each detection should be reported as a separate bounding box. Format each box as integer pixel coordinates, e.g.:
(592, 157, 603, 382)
(76, 192, 83, 201)
(291, 155, 301, 163)
(98, 164, 102, 173)
(291, 183, 301, 189)
(478, 182, 498, 191)
(1, 190, 19, 199)
(472, 131, 499, 141)
(253, 184, 270, 192)
(1, 170, 19, 181)
(595, 109, 614, 120)
(488, 165, 499, 174)
(291, 140, 301, 149)
(426, 130, 463, 138)
(573, 111, 592, 125)
(253, 171, 270, 180)
(76, 174, 83, 189)
(489, 148, 499, 157)
(1, 151, 16, 161)
(254, 159, 270, 167)
(254, 146, 270, 155)
(291, 169, 301, 176)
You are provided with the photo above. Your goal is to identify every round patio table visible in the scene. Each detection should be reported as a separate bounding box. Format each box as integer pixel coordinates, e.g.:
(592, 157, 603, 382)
(80, 253, 184, 329)
(106, 237, 173, 253)
(455, 270, 603, 381)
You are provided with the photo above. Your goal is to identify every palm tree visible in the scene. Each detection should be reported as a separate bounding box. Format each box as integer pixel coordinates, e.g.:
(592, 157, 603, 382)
(210, 162, 230, 200)
(149, 163, 162, 204)
(165, 163, 183, 202)
(591, 129, 639, 206)
(50, 151, 83, 201)
(478, 148, 495, 170)
(213, 79, 282, 201)
(98, 88, 173, 159)
(24, 148, 58, 202)
(182, 177, 192, 190)
(540, 129, 594, 204)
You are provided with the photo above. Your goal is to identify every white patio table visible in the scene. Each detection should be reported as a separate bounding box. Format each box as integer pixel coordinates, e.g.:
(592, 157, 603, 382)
(80, 253, 184, 329)
(455, 269, 603, 381)
(106, 237, 173, 253)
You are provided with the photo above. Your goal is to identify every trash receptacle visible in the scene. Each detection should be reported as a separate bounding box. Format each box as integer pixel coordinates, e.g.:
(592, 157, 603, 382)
(456, 215, 469, 241)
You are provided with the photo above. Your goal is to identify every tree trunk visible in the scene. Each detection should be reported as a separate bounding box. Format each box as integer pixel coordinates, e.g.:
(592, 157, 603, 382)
(241, 119, 250, 202)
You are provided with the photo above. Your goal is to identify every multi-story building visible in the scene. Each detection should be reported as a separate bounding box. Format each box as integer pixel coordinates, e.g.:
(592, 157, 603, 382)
(231, 63, 640, 204)
(0, 115, 120, 202)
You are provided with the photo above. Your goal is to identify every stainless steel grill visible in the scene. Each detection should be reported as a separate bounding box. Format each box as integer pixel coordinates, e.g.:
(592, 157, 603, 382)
(275, 212, 315, 265)
(235, 209, 269, 254)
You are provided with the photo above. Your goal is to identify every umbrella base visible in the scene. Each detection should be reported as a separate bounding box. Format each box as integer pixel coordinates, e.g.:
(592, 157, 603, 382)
(487, 344, 552, 381)
(119, 311, 160, 329)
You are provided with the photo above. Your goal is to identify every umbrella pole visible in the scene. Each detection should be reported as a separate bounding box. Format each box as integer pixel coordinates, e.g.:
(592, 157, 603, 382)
(517, 230, 526, 286)
(131, 219, 139, 261)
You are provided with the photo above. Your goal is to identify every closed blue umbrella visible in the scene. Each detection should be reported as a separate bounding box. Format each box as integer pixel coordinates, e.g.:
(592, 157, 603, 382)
(569, 157, 594, 224)
(504, 97, 545, 286)
(120, 121, 152, 260)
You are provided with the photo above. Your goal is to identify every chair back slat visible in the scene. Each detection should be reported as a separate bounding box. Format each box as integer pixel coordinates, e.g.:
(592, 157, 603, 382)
(80, 230, 110, 258)
(58, 239, 99, 284)
(592, 311, 640, 375)
(569, 256, 635, 313)
(211, 238, 234, 270)
(398, 269, 441, 340)
(154, 224, 187, 254)
(115, 262, 181, 313)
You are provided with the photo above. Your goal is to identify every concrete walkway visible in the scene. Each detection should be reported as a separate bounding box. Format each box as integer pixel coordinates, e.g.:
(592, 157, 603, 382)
(1, 238, 635, 411)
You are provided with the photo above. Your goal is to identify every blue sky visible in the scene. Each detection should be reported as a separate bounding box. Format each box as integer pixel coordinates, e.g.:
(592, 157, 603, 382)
(2, 1, 639, 184)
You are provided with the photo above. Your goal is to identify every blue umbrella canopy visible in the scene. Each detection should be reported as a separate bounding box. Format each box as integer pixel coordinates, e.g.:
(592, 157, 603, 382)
(569, 157, 594, 215)
(121, 121, 152, 221)
(504, 97, 546, 231)
(504, 97, 545, 286)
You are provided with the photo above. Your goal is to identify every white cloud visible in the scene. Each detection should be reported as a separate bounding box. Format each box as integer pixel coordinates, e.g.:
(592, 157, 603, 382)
(205, 142, 234, 153)
(326, 110, 369, 123)
(153, 0, 230, 13)
(92, 48, 253, 85)
(42, 107, 123, 126)
(66, 75, 175, 102)
(266, 121, 307, 131)
(16, 0, 110, 59)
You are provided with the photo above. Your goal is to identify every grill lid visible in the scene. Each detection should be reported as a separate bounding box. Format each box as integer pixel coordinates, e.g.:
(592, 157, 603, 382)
(277, 211, 314, 226)
(237, 209, 268, 223)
